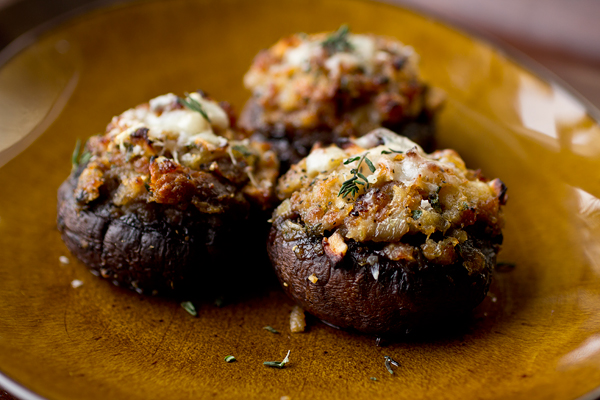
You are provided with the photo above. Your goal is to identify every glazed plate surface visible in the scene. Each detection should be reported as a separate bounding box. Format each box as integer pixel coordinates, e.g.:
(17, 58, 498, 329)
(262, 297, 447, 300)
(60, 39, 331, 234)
(1, 0, 600, 399)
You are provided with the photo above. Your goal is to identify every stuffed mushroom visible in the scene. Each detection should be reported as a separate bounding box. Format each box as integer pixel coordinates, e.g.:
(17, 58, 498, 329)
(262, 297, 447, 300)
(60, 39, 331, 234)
(58, 92, 279, 295)
(267, 129, 507, 334)
(240, 26, 444, 169)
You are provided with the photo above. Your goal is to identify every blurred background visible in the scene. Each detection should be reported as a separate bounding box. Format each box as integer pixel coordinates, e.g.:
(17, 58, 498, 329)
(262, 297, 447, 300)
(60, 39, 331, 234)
(0, 0, 598, 399)
(0, 0, 598, 110)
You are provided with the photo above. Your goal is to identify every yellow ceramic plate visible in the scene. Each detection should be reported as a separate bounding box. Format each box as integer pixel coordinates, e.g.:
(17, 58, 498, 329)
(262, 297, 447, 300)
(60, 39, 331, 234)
(2, 0, 600, 399)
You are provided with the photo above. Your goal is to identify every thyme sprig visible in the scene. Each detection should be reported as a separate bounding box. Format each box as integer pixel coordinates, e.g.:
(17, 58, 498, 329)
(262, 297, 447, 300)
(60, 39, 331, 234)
(263, 326, 280, 334)
(181, 301, 198, 317)
(264, 350, 291, 369)
(71, 139, 91, 170)
(384, 356, 400, 374)
(177, 93, 211, 122)
(322, 24, 354, 54)
(428, 186, 443, 213)
(338, 152, 376, 199)
(224, 355, 237, 363)
(411, 210, 422, 220)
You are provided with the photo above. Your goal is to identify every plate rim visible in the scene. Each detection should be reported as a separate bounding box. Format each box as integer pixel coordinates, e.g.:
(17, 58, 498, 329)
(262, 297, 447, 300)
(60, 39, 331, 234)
(0, 0, 599, 399)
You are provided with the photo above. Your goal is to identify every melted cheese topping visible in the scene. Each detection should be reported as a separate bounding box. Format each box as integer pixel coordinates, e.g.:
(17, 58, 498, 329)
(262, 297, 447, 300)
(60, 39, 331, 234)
(275, 129, 505, 244)
(110, 93, 230, 152)
(242, 30, 431, 132)
(75, 92, 280, 209)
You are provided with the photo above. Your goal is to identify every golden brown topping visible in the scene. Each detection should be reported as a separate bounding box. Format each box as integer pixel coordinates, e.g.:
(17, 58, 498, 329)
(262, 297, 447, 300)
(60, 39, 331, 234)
(242, 28, 443, 135)
(275, 129, 506, 243)
(74, 92, 279, 212)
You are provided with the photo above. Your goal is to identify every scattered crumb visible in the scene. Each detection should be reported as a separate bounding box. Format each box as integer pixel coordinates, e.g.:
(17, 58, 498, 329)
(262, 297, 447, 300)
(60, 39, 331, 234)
(308, 274, 318, 284)
(491, 297, 497, 303)
(283, 282, 288, 287)
(290, 305, 306, 333)
(59, 256, 70, 265)
(71, 279, 83, 288)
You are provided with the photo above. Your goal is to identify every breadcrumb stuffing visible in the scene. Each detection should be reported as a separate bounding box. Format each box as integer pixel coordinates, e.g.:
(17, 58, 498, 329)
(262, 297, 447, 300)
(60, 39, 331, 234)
(275, 128, 506, 246)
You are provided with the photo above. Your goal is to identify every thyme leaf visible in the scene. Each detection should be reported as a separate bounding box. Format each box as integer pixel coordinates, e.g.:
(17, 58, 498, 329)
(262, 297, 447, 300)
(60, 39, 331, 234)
(429, 186, 442, 213)
(496, 261, 516, 273)
(214, 296, 225, 307)
(343, 156, 361, 165)
(263, 326, 280, 334)
(224, 355, 237, 363)
(412, 210, 422, 220)
(263, 350, 291, 369)
(72, 139, 81, 167)
(338, 152, 376, 199)
(72, 139, 91, 170)
(384, 356, 395, 374)
(178, 93, 211, 122)
(232, 144, 253, 157)
(80, 152, 92, 166)
(364, 157, 376, 173)
(356, 172, 369, 183)
(322, 24, 354, 54)
(381, 148, 404, 155)
(180, 301, 198, 317)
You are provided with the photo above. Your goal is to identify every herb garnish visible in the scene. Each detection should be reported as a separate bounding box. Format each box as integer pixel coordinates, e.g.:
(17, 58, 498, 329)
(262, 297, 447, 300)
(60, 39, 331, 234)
(370, 377, 378, 381)
(381, 149, 404, 155)
(263, 350, 291, 369)
(338, 152, 376, 199)
(180, 301, 198, 317)
(496, 261, 516, 273)
(224, 355, 237, 363)
(263, 326, 280, 334)
(232, 144, 253, 157)
(214, 296, 225, 307)
(72, 139, 81, 167)
(428, 186, 442, 213)
(177, 93, 211, 122)
(71, 139, 92, 170)
(322, 24, 354, 54)
(411, 210, 422, 220)
(384, 356, 400, 374)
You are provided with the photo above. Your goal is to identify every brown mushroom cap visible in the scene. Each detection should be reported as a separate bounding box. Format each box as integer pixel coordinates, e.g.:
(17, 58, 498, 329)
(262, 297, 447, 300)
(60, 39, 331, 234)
(57, 170, 246, 295)
(57, 92, 279, 295)
(267, 215, 500, 335)
(267, 129, 507, 335)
